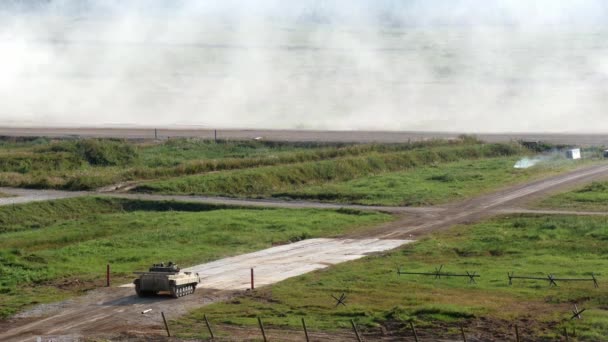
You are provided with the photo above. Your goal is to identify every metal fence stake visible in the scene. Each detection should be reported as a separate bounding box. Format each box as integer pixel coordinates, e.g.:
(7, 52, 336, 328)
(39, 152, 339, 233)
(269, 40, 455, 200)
(204, 314, 215, 340)
(161, 312, 171, 337)
(258, 316, 268, 342)
(302, 318, 310, 342)
(410, 321, 419, 342)
(460, 325, 467, 342)
(515, 325, 520, 342)
(351, 319, 362, 342)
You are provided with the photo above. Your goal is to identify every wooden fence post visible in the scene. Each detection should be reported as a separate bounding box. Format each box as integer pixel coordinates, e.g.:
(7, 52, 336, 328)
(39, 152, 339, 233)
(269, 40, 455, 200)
(251, 268, 255, 290)
(106, 264, 110, 287)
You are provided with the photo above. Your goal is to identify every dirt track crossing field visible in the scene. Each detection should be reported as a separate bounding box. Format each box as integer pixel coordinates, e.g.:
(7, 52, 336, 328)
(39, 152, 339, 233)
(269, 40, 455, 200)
(2, 127, 608, 146)
(1, 163, 608, 340)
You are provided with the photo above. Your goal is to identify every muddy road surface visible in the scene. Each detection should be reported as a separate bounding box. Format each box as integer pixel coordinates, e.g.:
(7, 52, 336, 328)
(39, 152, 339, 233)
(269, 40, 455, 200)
(1, 164, 608, 341)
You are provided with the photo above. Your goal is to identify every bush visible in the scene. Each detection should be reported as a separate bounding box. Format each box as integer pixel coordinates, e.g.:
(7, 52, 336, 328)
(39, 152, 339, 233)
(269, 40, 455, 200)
(577, 182, 608, 193)
(35, 139, 139, 167)
(74, 140, 138, 166)
(0, 153, 82, 173)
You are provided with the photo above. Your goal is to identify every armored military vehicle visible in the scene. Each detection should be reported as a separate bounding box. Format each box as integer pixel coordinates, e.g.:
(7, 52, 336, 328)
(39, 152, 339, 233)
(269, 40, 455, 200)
(133, 262, 200, 298)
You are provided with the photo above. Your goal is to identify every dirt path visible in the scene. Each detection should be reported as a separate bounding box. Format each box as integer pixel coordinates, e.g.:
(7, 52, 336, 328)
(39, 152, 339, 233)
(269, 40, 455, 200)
(350, 163, 608, 239)
(0, 287, 240, 342)
(0, 187, 438, 214)
(1, 164, 608, 341)
(105, 193, 441, 214)
(0, 188, 87, 206)
(2, 126, 608, 146)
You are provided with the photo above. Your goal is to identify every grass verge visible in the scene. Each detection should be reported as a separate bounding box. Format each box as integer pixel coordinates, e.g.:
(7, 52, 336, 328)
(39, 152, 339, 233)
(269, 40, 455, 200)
(176, 215, 608, 341)
(0, 137, 471, 190)
(538, 180, 608, 211)
(136, 143, 526, 201)
(0, 197, 391, 319)
(277, 157, 583, 206)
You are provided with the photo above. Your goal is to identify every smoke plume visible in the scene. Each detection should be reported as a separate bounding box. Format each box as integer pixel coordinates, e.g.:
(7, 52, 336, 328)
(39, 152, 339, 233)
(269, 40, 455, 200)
(1, 1, 608, 132)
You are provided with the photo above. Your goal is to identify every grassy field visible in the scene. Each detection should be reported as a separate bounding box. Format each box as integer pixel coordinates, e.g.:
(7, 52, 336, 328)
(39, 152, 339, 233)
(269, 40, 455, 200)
(138, 146, 586, 206)
(176, 215, 608, 341)
(0, 137, 324, 190)
(0, 197, 391, 318)
(277, 157, 582, 206)
(0, 136, 482, 191)
(538, 181, 608, 211)
(136, 143, 524, 196)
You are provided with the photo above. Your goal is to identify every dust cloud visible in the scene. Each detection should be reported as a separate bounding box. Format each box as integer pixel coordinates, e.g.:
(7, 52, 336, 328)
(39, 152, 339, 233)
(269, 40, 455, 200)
(1, 1, 608, 132)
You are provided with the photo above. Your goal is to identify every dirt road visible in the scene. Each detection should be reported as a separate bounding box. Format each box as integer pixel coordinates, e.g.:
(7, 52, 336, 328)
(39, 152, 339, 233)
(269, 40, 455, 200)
(1, 163, 608, 341)
(1, 126, 608, 146)
(358, 163, 608, 239)
(0, 188, 87, 206)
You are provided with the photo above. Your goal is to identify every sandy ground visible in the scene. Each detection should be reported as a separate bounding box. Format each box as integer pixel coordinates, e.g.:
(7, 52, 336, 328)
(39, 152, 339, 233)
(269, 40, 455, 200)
(0, 188, 87, 206)
(1, 164, 608, 341)
(182, 238, 410, 290)
(1, 127, 608, 146)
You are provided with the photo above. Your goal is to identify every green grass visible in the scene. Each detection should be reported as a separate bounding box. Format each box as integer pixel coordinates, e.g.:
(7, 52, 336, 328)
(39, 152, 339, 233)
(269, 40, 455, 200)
(538, 181, 608, 211)
(0, 197, 391, 319)
(138, 139, 321, 167)
(137, 147, 590, 206)
(177, 215, 608, 340)
(0, 138, 318, 190)
(136, 143, 527, 202)
(0, 136, 474, 190)
(278, 157, 582, 206)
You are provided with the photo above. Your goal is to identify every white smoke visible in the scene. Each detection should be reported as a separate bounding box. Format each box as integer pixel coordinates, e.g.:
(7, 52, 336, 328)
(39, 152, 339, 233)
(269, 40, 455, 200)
(513, 148, 578, 169)
(514, 157, 543, 169)
(1, 1, 608, 131)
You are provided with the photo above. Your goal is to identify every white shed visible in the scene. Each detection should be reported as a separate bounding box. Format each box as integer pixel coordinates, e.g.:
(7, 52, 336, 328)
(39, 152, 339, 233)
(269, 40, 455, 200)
(566, 148, 581, 160)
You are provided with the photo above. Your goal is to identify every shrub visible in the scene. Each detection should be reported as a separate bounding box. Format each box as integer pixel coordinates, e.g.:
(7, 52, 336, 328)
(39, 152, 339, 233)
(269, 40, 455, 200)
(74, 140, 138, 166)
(36, 139, 138, 167)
